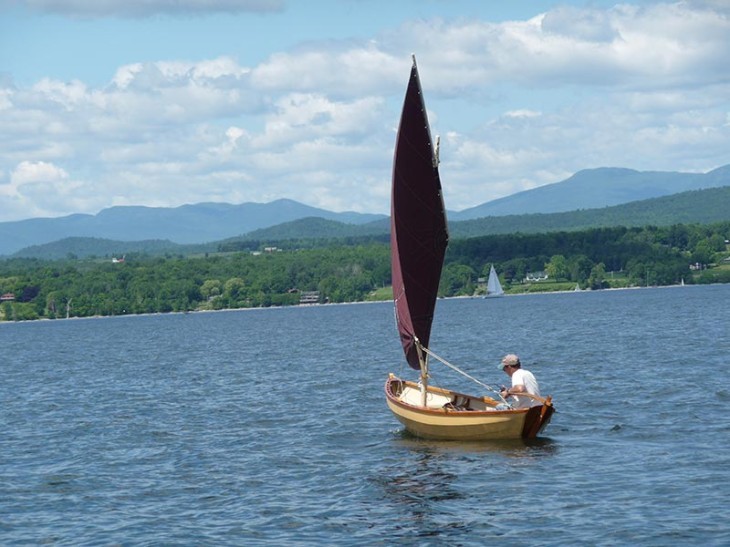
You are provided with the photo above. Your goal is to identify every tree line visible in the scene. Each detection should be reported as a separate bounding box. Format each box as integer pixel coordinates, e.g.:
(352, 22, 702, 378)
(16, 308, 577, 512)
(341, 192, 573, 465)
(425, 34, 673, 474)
(445, 223, 730, 292)
(1, 222, 728, 321)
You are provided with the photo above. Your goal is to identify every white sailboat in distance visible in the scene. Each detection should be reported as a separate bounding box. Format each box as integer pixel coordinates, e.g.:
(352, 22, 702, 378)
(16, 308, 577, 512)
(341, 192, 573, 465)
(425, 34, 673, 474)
(486, 264, 504, 297)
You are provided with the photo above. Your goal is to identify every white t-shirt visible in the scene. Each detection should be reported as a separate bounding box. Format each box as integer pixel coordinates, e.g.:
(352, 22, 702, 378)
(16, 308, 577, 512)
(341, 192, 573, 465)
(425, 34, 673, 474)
(510, 368, 540, 408)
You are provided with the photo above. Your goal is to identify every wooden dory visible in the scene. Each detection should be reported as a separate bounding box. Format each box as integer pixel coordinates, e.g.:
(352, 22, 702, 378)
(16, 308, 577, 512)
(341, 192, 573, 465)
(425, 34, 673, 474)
(386, 56, 555, 441)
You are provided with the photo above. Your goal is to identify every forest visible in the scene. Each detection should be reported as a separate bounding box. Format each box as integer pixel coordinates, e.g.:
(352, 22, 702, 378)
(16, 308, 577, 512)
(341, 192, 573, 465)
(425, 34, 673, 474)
(1, 222, 729, 321)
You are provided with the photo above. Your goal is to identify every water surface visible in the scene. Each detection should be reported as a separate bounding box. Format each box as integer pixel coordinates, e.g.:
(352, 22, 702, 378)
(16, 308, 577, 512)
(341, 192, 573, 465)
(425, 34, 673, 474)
(2, 285, 729, 545)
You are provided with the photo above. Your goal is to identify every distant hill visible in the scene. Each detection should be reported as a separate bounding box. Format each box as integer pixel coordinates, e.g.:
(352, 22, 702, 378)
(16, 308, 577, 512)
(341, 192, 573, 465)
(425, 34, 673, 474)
(16, 184, 727, 260)
(237, 216, 390, 241)
(10, 237, 208, 261)
(12, 222, 390, 259)
(449, 185, 730, 237)
(231, 185, 730, 241)
(3, 164, 730, 257)
(449, 164, 730, 220)
(0, 199, 386, 256)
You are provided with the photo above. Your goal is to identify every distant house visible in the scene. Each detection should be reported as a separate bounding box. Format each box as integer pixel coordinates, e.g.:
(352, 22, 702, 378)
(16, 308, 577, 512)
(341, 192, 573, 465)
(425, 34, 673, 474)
(0, 293, 15, 302)
(525, 271, 548, 282)
(299, 291, 320, 304)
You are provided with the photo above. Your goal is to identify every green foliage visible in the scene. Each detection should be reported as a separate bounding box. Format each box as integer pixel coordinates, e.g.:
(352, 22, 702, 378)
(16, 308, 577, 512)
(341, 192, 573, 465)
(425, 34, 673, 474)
(366, 286, 393, 301)
(545, 255, 569, 280)
(1, 221, 728, 321)
(587, 262, 608, 290)
(440, 263, 478, 297)
(696, 265, 730, 285)
(12, 237, 206, 260)
(450, 186, 730, 238)
(0, 244, 390, 320)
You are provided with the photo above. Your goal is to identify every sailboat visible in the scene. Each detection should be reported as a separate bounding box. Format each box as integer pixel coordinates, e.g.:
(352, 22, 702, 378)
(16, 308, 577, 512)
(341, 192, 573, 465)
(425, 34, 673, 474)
(485, 264, 504, 297)
(385, 57, 554, 440)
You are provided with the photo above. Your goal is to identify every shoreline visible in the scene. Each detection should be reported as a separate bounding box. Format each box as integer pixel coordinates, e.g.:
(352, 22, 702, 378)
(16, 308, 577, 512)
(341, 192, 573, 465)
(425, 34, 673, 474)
(1, 282, 722, 325)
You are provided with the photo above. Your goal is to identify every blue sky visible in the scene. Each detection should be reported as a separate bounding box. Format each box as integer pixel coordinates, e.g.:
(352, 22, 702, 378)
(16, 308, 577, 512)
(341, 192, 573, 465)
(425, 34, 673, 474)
(1, 0, 729, 222)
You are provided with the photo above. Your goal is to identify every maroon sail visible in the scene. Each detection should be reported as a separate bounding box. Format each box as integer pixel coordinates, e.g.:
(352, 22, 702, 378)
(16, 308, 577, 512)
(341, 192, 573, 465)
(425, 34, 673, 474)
(391, 58, 449, 370)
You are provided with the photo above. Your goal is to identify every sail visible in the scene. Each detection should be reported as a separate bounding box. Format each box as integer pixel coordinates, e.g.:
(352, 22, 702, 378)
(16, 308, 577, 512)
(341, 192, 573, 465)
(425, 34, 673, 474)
(391, 58, 449, 370)
(486, 265, 504, 296)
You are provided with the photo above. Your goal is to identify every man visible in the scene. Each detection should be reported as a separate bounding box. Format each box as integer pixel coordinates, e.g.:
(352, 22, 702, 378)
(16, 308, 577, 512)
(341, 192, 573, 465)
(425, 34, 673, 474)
(499, 354, 540, 408)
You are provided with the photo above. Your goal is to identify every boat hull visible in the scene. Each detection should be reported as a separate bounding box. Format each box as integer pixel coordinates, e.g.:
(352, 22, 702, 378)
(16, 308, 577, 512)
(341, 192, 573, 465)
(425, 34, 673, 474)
(385, 375, 554, 441)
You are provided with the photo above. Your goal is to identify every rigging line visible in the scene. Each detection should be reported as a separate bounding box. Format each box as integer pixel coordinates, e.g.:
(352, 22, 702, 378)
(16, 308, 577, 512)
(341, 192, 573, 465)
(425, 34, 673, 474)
(421, 346, 508, 403)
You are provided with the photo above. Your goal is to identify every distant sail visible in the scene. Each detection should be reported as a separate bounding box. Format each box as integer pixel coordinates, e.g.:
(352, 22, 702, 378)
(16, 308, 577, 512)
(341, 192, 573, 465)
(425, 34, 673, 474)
(486, 265, 504, 297)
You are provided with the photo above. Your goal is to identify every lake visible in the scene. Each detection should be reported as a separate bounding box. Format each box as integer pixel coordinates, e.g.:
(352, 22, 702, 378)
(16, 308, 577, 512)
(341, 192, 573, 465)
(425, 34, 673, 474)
(2, 284, 729, 545)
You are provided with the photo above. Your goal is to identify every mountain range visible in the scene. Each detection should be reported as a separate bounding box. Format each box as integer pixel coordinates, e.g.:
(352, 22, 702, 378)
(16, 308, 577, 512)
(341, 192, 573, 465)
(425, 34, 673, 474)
(449, 164, 730, 219)
(2, 164, 729, 257)
(0, 200, 383, 257)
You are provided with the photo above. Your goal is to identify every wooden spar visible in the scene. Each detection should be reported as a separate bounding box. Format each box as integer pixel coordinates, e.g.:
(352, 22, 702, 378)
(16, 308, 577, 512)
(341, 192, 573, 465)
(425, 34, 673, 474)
(415, 339, 429, 407)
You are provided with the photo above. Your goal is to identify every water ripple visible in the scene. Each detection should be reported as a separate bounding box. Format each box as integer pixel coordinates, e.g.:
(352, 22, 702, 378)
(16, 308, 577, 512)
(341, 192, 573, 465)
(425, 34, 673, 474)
(1, 286, 729, 544)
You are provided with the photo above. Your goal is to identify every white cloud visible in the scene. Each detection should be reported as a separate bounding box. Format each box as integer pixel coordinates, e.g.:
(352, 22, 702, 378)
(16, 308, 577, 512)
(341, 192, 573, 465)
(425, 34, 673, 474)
(32, 78, 88, 108)
(250, 46, 403, 95)
(0, 2, 729, 221)
(541, 6, 618, 42)
(10, 160, 68, 185)
(111, 57, 250, 91)
(389, 3, 730, 93)
(111, 63, 143, 89)
(504, 110, 541, 120)
(1, 160, 98, 219)
(0, 88, 13, 111)
(251, 93, 386, 149)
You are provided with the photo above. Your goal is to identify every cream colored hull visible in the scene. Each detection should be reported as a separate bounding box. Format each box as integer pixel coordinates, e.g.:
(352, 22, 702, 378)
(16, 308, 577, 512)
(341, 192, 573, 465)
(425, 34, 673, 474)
(385, 375, 553, 441)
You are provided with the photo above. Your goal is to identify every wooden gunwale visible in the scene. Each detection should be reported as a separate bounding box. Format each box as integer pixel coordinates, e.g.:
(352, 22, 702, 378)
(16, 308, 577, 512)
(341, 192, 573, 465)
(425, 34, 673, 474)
(386, 376, 522, 415)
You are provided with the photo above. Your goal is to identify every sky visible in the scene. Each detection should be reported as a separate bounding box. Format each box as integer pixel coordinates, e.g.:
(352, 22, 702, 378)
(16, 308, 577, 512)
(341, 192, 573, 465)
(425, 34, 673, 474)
(0, 0, 729, 223)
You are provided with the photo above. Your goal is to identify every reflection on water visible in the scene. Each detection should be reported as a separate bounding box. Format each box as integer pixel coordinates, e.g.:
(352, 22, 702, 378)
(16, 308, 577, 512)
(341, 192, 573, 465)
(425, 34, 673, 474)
(392, 430, 559, 459)
(376, 446, 466, 539)
(375, 432, 560, 540)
